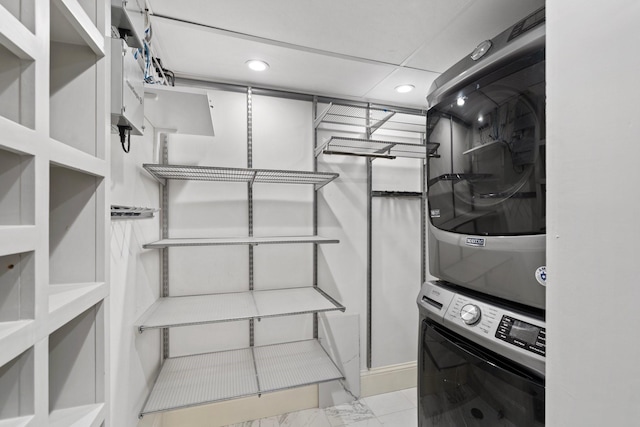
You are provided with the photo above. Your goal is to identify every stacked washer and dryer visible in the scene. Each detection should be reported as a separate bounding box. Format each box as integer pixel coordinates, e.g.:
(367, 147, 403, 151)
(418, 7, 546, 426)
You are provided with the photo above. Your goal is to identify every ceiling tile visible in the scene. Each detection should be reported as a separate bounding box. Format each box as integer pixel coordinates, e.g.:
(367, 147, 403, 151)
(363, 67, 440, 109)
(406, 0, 546, 73)
(151, 17, 396, 99)
(147, 0, 472, 65)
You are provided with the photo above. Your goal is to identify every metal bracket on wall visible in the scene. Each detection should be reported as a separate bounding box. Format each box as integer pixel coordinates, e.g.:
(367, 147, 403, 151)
(110, 205, 159, 219)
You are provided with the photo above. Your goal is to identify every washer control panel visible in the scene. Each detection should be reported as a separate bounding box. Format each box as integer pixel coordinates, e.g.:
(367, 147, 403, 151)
(443, 290, 544, 359)
(460, 304, 481, 325)
(445, 294, 500, 337)
(418, 281, 545, 375)
(496, 315, 546, 357)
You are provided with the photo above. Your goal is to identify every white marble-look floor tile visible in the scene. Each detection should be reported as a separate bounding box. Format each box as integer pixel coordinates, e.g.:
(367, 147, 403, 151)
(324, 400, 376, 427)
(345, 417, 384, 427)
(377, 408, 418, 427)
(361, 390, 415, 418)
(400, 387, 418, 407)
(225, 416, 280, 427)
(278, 408, 332, 427)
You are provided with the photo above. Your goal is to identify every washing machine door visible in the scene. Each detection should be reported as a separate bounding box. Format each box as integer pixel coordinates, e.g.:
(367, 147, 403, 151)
(419, 319, 544, 426)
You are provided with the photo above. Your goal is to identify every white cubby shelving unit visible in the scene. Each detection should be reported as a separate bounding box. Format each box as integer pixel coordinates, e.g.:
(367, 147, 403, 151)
(137, 89, 346, 417)
(0, 0, 109, 425)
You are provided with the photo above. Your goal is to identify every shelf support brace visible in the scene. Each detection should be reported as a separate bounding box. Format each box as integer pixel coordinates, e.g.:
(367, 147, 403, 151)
(369, 111, 395, 134)
(314, 102, 333, 129)
(315, 137, 332, 157)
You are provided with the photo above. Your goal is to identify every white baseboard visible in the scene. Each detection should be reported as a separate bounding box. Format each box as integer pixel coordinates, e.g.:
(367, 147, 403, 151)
(158, 386, 318, 427)
(360, 361, 417, 398)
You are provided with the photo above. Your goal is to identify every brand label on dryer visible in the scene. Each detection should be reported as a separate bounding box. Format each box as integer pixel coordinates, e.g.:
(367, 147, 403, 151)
(465, 237, 486, 247)
(430, 209, 441, 218)
(535, 266, 547, 286)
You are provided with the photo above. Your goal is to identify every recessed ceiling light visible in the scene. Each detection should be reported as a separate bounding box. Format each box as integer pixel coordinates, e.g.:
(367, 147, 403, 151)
(246, 59, 269, 71)
(395, 84, 415, 93)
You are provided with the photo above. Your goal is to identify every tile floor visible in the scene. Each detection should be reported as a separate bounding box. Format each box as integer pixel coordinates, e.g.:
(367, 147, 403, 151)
(224, 388, 417, 427)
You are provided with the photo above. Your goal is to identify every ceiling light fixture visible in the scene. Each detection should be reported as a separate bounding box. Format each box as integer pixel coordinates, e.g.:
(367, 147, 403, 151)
(246, 59, 269, 71)
(395, 84, 415, 93)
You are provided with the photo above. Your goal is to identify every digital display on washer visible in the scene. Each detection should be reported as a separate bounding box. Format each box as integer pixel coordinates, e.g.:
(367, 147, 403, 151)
(509, 319, 540, 345)
(496, 315, 546, 356)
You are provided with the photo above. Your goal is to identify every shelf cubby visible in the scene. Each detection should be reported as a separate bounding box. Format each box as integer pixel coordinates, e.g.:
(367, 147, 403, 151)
(0, 0, 35, 34)
(0, 250, 35, 368)
(49, 166, 100, 286)
(0, 148, 34, 226)
(49, 138, 106, 178)
(48, 303, 104, 421)
(0, 39, 35, 131)
(140, 339, 343, 417)
(0, 347, 34, 424)
(49, 403, 104, 427)
(49, 40, 99, 157)
(0, 251, 35, 322)
(50, 0, 103, 56)
(48, 282, 106, 335)
(137, 287, 345, 332)
(0, 227, 36, 260)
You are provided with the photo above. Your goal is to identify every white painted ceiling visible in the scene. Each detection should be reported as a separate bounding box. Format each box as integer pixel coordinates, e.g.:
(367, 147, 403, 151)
(146, 0, 544, 109)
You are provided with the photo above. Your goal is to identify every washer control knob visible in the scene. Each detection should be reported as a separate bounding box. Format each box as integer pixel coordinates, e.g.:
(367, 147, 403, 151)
(460, 304, 481, 325)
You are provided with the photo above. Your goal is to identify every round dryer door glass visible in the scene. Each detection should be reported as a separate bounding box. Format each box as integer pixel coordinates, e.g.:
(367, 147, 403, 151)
(427, 49, 546, 236)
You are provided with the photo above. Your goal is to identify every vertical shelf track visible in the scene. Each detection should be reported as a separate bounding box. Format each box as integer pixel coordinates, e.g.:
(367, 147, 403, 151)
(313, 97, 319, 340)
(365, 104, 373, 369)
(247, 87, 255, 348)
(161, 133, 170, 360)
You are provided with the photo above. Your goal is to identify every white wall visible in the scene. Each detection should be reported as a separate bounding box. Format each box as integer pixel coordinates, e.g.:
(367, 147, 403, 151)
(109, 119, 161, 427)
(546, 1, 640, 425)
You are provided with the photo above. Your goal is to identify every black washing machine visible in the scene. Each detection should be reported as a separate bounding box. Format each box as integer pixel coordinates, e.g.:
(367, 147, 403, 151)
(417, 281, 545, 426)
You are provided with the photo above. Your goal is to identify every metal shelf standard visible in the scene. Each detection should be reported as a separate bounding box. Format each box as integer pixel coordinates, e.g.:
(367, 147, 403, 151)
(136, 287, 345, 332)
(143, 164, 339, 190)
(139, 339, 344, 416)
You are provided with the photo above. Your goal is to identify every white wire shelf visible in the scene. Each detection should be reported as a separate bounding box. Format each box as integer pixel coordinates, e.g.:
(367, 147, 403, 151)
(315, 103, 427, 134)
(316, 136, 436, 159)
(143, 164, 339, 190)
(140, 339, 343, 416)
(137, 287, 345, 332)
(143, 235, 339, 249)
